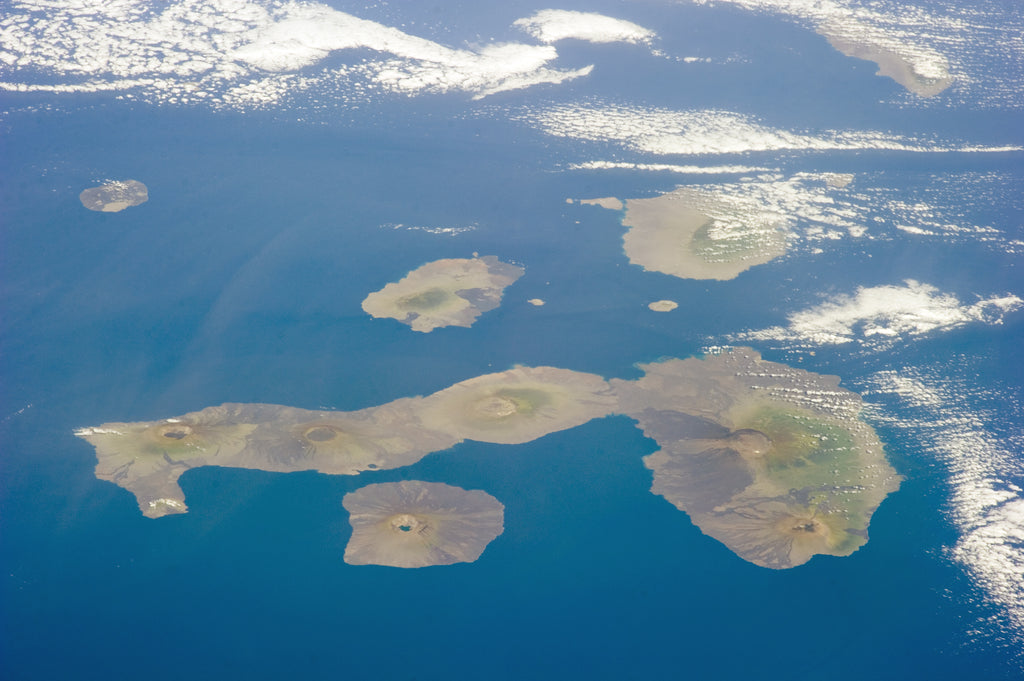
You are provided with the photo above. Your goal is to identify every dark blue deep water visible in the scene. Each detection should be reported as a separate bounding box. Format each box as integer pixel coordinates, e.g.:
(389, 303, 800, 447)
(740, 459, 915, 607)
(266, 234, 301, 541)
(2, 6, 1023, 678)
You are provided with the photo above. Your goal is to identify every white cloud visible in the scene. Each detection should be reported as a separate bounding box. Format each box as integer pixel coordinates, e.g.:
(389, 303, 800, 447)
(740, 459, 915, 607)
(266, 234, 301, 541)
(563, 170, 1020, 265)
(690, 0, 952, 93)
(866, 367, 1024, 642)
(371, 43, 592, 100)
(739, 280, 1023, 347)
(513, 10, 655, 46)
(685, 0, 1024, 106)
(567, 161, 772, 174)
(512, 103, 1021, 155)
(0, 0, 593, 105)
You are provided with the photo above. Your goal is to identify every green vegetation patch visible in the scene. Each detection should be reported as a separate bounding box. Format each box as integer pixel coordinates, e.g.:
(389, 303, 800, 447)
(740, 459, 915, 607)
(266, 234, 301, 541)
(740, 406, 860, 488)
(138, 422, 243, 460)
(492, 388, 551, 415)
(397, 287, 452, 311)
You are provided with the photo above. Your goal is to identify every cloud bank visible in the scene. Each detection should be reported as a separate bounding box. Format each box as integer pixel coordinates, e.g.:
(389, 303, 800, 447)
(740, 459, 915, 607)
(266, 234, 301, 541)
(0, 1, 659, 106)
(512, 103, 1021, 155)
(737, 280, 1022, 347)
(513, 10, 655, 45)
(866, 367, 1024, 644)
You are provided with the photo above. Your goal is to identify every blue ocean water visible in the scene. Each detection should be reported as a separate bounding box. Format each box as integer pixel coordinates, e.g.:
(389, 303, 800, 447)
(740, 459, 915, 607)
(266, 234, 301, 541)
(2, 2, 1024, 675)
(1, 97, 1021, 681)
